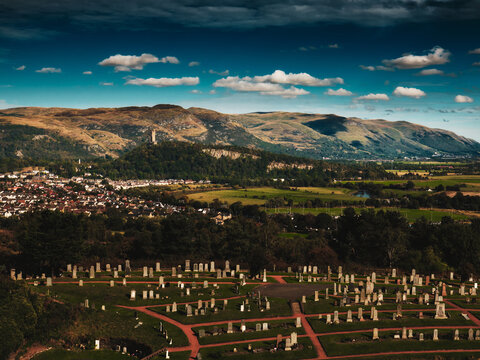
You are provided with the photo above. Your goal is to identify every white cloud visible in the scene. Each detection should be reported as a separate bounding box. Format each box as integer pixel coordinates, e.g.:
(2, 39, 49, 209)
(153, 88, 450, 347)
(213, 76, 309, 98)
(35, 67, 61, 73)
(360, 65, 375, 71)
(100, 82, 113, 86)
(393, 86, 426, 98)
(473, 62, 480, 66)
(83, 71, 92, 75)
(417, 68, 444, 76)
(356, 93, 390, 101)
(328, 44, 339, 49)
(325, 88, 353, 96)
(299, 46, 316, 51)
(0, 99, 15, 108)
(209, 89, 216, 95)
(190, 89, 202, 94)
(455, 95, 474, 103)
(209, 69, 230, 76)
(125, 77, 199, 87)
(252, 70, 343, 86)
(159, 56, 179, 64)
(382, 47, 450, 69)
(98, 53, 160, 72)
(360, 65, 393, 72)
(189, 61, 200, 67)
(469, 48, 480, 55)
(260, 86, 310, 98)
(15, 65, 25, 71)
(212, 70, 341, 98)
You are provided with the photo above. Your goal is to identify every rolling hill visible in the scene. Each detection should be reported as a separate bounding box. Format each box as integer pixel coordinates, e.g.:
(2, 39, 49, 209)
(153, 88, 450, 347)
(0, 105, 478, 160)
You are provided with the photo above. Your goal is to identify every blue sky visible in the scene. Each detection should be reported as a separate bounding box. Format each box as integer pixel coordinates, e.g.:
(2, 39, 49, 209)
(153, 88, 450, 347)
(1, 1, 480, 139)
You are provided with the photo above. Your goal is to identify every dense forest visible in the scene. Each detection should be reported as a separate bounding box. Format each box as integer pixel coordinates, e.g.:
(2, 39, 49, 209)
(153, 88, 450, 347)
(88, 142, 393, 185)
(1, 207, 479, 280)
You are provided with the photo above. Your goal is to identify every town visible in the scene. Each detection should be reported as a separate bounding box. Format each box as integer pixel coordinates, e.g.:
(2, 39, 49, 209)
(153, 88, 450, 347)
(0, 169, 211, 218)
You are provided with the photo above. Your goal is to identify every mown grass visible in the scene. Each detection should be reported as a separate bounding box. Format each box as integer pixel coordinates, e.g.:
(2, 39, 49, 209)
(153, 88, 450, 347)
(320, 329, 480, 357)
(197, 337, 316, 360)
(265, 207, 470, 221)
(148, 297, 292, 325)
(33, 349, 130, 360)
(31, 282, 256, 307)
(187, 186, 361, 206)
(309, 311, 473, 333)
(192, 319, 305, 345)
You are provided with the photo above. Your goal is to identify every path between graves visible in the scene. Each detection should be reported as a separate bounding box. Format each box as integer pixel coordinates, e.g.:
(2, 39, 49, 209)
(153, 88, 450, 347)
(118, 305, 200, 359)
(118, 296, 480, 360)
(270, 275, 287, 284)
(445, 299, 480, 326)
(292, 302, 328, 359)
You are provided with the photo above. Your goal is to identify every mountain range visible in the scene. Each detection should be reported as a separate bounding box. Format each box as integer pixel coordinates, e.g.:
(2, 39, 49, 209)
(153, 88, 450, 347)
(0, 104, 478, 160)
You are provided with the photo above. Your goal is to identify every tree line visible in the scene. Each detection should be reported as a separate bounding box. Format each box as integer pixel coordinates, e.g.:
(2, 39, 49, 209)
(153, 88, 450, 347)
(1, 205, 480, 280)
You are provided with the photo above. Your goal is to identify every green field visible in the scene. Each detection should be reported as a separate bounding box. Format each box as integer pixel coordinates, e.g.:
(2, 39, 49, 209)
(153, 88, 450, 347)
(265, 207, 471, 222)
(187, 187, 362, 206)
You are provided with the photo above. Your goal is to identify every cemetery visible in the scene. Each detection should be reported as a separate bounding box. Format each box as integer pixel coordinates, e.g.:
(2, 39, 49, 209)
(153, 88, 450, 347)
(9, 262, 480, 360)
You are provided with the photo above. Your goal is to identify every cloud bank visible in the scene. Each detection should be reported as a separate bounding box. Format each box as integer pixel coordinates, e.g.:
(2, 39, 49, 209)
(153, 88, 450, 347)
(393, 86, 426, 98)
(125, 77, 199, 87)
(98, 53, 178, 72)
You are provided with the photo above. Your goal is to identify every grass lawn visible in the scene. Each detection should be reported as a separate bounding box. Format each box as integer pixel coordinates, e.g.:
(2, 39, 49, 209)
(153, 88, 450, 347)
(302, 297, 434, 315)
(309, 311, 473, 333)
(69, 306, 189, 352)
(197, 337, 316, 360)
(33, 349, 131, 360)
(31, 282, 255, 307)
(265, 207, 470, 222)
(149, 297, 292, 325)
(320, 329, 480, 357)
(193, 319, 305, 345)
(187, 186, 361, 206)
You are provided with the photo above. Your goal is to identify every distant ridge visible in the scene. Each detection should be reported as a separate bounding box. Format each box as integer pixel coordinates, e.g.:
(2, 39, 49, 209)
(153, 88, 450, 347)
(0, 105, 478, 160)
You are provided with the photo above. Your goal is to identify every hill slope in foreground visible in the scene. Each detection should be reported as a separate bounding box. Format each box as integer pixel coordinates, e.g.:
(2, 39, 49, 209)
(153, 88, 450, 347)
(0, 104, 478, 160)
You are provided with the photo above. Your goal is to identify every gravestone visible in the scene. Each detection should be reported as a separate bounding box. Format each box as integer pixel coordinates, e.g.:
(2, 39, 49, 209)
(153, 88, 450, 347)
(46, 277, 52, 287)
(156, 262, 161, 272)
(372, 328, 379, 340)
(296, 317, 302, 328)
(435, 303, 448, 319)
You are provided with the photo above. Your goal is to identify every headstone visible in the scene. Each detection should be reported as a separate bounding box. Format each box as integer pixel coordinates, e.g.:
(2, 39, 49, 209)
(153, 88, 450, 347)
(454, 329, 460, 340)
(346, 310, 353, 323)
(89, 266, 95, 279)
(227, 322, 233, 333)
(296, 317, 302, 328)
(333, 311, 340, 324)
(46, 277, 52, 287)
(96, 262, 101, 272)
(156, 262, 161, 272)
(372, 328, 379, 340)
(435, 303, 448, 319)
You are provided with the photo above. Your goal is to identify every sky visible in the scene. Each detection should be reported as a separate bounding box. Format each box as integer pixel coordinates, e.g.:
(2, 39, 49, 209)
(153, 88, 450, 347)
(1, 0, 480, 139)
